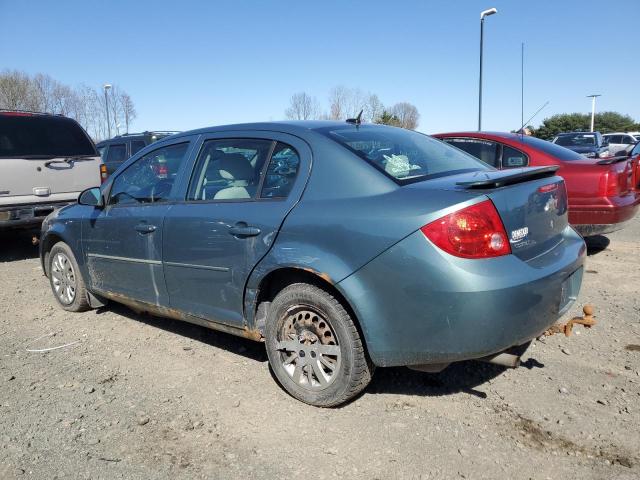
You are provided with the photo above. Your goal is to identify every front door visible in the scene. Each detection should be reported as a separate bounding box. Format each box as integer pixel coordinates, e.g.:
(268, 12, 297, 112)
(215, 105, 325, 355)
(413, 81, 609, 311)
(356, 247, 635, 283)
(83, 140, 193, 305)
(162, 133, 309, 327)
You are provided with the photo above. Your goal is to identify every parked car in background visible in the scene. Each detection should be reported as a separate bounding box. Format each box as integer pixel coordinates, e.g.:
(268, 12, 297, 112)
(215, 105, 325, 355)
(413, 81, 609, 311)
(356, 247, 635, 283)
(40, 121, 585, 406)
(96, 131, 178, 175)
(628, 141, 640, 191)
(0, 110, 102, 231)
(602, 132, 640, 156)
(551, 131, 609, 158)
(434, 132, 640, 236)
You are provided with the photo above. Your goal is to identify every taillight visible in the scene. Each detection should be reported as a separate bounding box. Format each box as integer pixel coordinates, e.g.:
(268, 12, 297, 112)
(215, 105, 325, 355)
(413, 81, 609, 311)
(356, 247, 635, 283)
(100, 164, 108, 184)
(420, 200, 511, 259)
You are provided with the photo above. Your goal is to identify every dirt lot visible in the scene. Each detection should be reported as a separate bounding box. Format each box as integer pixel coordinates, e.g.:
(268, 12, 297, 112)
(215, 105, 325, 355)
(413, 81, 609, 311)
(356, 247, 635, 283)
(0, 219, 639, 480)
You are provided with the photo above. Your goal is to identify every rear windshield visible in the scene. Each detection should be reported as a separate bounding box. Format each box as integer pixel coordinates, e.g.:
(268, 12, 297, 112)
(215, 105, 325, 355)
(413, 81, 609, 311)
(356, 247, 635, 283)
(518, 136, 586, 161)
(317, 125, 491, 184)
(0, 114, 97, 158)
(553, 133, 596, 147)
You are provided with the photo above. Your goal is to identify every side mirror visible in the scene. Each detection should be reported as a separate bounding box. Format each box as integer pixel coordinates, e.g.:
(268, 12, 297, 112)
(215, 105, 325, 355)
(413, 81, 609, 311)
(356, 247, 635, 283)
(78, 187, 104, 207)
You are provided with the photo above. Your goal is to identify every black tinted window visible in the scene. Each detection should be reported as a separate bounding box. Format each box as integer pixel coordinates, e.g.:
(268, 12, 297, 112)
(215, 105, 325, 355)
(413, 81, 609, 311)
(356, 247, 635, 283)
(105, 144, 127, 163)
(0, 114, 96, 158)
(189, 139, 272, 201)
(520, 136, 585, 161)
(319, 126, 490, 184)
(554, 133, 596, 147)
(110, 143, 189, 205)
(261, 142, 300, 199)
(130, 140, 146, 155)
(501, 145, 528, 168)
(443, 138, 499, 167)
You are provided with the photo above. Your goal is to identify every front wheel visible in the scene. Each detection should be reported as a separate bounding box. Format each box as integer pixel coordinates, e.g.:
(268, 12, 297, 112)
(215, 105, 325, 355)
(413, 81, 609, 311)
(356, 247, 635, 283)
(265, 283, 373, 407)
(48, 242, 90, 312)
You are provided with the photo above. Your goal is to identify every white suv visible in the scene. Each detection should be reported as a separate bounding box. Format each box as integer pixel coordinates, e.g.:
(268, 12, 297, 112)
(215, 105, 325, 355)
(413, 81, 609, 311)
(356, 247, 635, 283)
(602, 132, 640, 156)
(0, 111, 103, 230)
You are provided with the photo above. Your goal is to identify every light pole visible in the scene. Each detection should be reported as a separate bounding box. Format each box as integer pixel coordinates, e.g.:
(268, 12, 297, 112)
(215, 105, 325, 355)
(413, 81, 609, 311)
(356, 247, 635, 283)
(478, 7, 498, 131)
(103, 84, 112, 138)
(587, 94, 601, 132)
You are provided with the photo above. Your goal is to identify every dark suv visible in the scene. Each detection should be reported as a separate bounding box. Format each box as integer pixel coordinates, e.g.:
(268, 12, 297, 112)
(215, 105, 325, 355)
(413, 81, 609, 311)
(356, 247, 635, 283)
(551, 131, 610, 158)
(96, 131, 178, 174)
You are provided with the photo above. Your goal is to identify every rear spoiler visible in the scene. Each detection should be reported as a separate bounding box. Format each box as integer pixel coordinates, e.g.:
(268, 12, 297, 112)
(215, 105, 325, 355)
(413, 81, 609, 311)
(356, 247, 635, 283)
(456, 166, 560, 189)
(596, 156, 630, 165)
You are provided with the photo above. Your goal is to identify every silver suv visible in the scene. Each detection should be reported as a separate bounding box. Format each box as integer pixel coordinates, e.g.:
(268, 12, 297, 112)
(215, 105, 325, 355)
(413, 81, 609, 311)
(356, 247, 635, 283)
(602, 132, 640, 156)
(0, 111, 102, 230)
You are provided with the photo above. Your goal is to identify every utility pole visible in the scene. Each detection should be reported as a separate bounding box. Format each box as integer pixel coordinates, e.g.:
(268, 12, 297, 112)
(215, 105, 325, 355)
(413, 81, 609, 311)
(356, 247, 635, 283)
(103, 84, 112, 139)
(587, 94, 601, 132)
(478, 8, 498, 131)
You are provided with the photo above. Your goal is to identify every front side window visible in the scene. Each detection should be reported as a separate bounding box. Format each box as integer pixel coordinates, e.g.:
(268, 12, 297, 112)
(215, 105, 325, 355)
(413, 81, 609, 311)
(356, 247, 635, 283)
(318, 126, 490, 184)
(261, 142, 300, 198)
(110, 142, 189, 205)
(189, 139, 272, 201)
(442, 138, 500, 167)
(501, 145, 528, 168)
(106, 144, 127, 164)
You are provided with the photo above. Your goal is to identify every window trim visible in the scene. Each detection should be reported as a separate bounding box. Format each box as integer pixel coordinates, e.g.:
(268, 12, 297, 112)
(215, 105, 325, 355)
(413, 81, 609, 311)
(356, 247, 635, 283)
(107, 141, 192, 207)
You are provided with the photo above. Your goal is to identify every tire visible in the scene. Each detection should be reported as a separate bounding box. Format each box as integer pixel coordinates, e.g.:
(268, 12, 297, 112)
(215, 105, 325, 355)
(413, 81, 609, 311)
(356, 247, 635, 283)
(265, 283, 374, 407)
(48, 242, 91, 312)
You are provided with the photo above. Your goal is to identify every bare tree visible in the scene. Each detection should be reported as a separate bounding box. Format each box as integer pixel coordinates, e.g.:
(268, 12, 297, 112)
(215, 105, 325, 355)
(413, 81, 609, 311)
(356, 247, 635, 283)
(120, 92, 136, 133)
(285, 92, 319, 120)
(364, 94, 384, 123)
(328, 86, 368, 120)
(390, 102, 420, 130)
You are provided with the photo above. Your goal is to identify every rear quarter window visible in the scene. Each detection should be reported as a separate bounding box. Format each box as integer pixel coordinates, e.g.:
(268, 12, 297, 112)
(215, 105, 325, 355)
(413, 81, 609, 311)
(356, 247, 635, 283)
(0, 114, 96, 158)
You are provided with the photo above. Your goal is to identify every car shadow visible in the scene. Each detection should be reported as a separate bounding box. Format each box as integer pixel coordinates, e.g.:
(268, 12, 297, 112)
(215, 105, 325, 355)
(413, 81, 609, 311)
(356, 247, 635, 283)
(585, 235, 610, 256)
(96, 302, 267, 363)
(0, 231, 40, 262)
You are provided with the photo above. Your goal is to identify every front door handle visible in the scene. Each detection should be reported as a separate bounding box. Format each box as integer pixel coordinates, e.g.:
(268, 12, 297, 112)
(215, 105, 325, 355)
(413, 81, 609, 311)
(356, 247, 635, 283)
(135, 223, 157, 234)
(229, 222, 261, 238)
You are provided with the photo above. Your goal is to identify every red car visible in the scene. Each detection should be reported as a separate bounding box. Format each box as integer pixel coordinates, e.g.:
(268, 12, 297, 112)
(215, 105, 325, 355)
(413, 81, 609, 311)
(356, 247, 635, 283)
(433, 132, 640, 236)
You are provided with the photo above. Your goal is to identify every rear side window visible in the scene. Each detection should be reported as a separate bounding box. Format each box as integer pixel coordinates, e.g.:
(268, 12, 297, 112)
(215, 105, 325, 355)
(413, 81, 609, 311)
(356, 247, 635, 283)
(442, 138, 499, 167)
(188, 139, 273, 201)
(105, 144, 127, 164)
(130, 140, 146, 155)
(0, 114, 96, 158)
(261, 142, 300, 198)
(318, 126, 490, 184)
(501, 145, 528, 168)
(110, 142, 189, 205)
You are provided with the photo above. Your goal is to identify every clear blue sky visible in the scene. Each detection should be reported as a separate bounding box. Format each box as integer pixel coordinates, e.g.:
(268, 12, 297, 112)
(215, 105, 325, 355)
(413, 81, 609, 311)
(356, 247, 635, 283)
(1, 0, 638, 134)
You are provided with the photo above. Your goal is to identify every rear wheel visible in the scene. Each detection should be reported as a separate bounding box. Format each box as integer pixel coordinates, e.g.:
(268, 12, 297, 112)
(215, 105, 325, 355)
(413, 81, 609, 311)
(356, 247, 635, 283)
(48, 242, 90, 312)
(265, 283, 373, 407)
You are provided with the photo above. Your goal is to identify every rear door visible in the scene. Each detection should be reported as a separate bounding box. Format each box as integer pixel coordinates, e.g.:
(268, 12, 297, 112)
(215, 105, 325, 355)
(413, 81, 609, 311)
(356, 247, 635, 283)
(0, 113, 100, 206)
(83, 137, 196, 305)
(162, 131, 310, 327)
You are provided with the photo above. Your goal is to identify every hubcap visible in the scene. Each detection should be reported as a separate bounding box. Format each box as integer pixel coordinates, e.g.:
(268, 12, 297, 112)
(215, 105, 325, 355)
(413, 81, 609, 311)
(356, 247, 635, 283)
(275, 306, 341, 390)
(51, 252, 76, 305)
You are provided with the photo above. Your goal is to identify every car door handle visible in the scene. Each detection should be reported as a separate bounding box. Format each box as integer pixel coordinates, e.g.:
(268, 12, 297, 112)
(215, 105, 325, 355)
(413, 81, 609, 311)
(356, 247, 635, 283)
(229, 223, 261, 238)
(134, 223, 157, 234)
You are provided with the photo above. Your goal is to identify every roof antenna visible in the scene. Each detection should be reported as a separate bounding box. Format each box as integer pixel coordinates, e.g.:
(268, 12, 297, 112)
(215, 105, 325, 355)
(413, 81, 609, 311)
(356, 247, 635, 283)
(346, 109, 364, 125)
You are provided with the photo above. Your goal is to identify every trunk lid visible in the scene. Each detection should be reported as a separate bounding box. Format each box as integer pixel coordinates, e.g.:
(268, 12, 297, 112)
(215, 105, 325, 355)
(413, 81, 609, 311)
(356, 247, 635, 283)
(415, 168, 569, 261)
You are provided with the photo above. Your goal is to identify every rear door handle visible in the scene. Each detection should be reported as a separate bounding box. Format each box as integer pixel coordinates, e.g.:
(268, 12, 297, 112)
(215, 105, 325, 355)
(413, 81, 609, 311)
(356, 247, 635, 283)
(135, 223, 157, 234)
(229, 222, 261, 238)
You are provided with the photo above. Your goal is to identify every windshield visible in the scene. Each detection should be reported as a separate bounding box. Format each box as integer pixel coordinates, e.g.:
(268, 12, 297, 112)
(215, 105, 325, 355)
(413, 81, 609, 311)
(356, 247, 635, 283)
(0, 114, 97, 158)
(517, 136, 586, 161)
(553, 133, 596, 147)
(317, 125, 491, 184)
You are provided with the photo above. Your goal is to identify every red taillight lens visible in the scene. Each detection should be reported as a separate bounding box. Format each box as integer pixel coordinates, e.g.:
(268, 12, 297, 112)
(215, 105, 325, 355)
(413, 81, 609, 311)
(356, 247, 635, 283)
(420, 200, 511, 259)
(100, 164, 108, 184)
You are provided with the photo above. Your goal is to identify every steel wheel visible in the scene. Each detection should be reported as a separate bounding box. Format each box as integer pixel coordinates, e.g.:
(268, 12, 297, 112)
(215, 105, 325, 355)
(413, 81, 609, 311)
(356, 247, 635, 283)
(275, 305, 342, 390)
(51, 252, 76, 305)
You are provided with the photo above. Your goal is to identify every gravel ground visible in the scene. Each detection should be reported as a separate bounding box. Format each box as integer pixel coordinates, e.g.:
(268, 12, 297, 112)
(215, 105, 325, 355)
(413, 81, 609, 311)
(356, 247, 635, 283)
(0, 219, 639, 480)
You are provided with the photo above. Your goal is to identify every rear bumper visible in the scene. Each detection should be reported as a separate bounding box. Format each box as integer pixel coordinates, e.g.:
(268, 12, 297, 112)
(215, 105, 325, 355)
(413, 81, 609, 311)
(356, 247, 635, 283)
(0, 201, 75, 230)
(569, 193, 640, 236)
(337, 227, 586, 367)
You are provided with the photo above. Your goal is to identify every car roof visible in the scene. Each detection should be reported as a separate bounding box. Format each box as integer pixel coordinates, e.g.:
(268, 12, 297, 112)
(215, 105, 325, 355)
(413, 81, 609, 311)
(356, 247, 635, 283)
(433, 131, 528, 140)
(156, 120, 392, 142)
